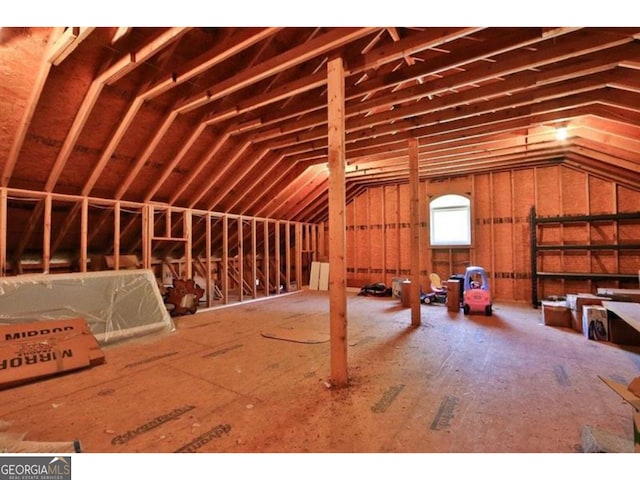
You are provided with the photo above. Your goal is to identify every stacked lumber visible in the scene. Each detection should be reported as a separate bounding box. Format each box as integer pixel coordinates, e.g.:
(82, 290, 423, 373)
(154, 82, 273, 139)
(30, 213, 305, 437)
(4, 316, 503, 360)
(0, 318, 105, 390)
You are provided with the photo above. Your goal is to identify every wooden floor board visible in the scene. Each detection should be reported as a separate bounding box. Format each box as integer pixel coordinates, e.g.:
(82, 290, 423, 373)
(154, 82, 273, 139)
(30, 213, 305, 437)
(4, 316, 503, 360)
(0, 289, 638, 453)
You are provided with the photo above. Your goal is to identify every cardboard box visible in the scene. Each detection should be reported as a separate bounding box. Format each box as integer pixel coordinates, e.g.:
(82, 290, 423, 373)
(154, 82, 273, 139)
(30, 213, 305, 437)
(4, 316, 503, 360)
(446, 279, 460, 312)
(597, 288, 640, 303)
(541, 300, 571, 328)
(566, 293, 610, 333)
(608, 313, 640, 346)
(599, 375, 640, 453)
(582, 305, 609, 341)
(0, 318, 105, 390)
(0, 317, 91, 343)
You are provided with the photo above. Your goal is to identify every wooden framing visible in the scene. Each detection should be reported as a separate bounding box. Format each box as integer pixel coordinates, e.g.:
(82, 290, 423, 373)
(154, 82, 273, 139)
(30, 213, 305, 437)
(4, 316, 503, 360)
(237, 217, 244, 303)
(296, 223, 303, 292)
(43, 194, 52, 273)
(409, 138, 421, 327)
(252, 218, 258, 299)
(327, 56, 348, 386)
(275, 220, 281, 295)
(263, 221, 270, 295)
(285, 222, 291, 291)
(222, 215, 229, 304)
(0, 187, 317, 311)
(0, 189, 6, 275)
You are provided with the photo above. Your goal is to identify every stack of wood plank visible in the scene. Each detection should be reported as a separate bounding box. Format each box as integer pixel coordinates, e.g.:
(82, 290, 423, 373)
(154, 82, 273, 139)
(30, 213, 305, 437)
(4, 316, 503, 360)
(0, 318, 105, 390)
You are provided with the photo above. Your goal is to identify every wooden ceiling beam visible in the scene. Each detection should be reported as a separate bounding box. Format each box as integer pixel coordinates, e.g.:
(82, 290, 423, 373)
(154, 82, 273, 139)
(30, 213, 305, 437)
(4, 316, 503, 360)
(186, 136, 252, 209)
(204, 145, 270, 211)
(254, 37, 638, 152)
(167, 127, 233, 206)
(569, 138, 640, 172)
(2, 27, 63, 188)
(114, 29, 277, 201)
(44, 27, 191, 194)
(116, 110, 179, 200)
(573, 114, 640, 139)
(176, 27, 378, 114)
(345, 143, 567, 178)
(564, 152, 640, 188)
(207, 28, 531, 138)
(262, 92, 601, 161)
(347, 152, 566, 184)
(238, 162, 307, 216)
(572, 125, 640, 154)
(283, 176, 330, 221)
(356, 27, 483, 71)
(220, 150, 283, 213)
(48, 27, 95, 66)
(265, 164, 328, 220)
(239, 28, 563, 143)
(144, 121, 209, 202)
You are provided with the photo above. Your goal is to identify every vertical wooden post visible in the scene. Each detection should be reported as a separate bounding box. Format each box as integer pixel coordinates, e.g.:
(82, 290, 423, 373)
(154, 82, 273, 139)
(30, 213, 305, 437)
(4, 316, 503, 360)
(43, 194, 52, 273)
(296, 222, 303, 288)
(0, 188, 7, 275)
(318, 221, 325, 259)
(264, 220, 270, 295)
(184, 209, 192, 280)
(80, 197, 88, 272)
(304, 223, 310, 252)
(113, 202, 121, 270)
(396, 185, 401, 276)
(311, 224, 318, 261)
(352, 199, 357, 286)
(366, 189, 371, 280)
(285, 222, 291, 291)
(327, 56, 348, 386)
(409, 138, 421, 327)
(252, 218, 257, 298)
(238, 217, 244, 302)
(489, 173, 496, 298)
(165, 207, 172, 238)
(206, 213, 212, 307)
(275, 220, 281, 294)
(382, 186, 387, 284)
(222, 215, 229, 304)
(142, 204, 153, 269)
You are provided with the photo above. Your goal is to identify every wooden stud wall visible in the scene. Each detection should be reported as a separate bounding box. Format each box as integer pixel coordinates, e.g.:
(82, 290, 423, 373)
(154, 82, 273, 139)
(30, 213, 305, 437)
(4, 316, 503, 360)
(512, 169, 536, 302)
(369, 188, 384, 287)
(384, 185, 400, 281)
(0, 187, 317, 309)
(340, 164, 640, 304)
(473, 174, 492, 290)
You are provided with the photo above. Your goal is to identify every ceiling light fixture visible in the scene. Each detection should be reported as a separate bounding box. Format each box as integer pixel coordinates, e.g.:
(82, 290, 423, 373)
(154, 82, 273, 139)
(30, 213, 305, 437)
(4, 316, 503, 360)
(555, 126, 568, 141)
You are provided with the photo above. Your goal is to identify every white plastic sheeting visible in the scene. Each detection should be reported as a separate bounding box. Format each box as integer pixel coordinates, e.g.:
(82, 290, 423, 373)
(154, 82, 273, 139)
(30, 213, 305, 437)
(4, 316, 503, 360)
(0, 269, 174, 344)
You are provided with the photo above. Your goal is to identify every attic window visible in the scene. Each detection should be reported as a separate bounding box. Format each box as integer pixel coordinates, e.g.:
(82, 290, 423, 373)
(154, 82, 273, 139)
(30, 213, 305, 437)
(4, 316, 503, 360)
(429, 194, 471, 246)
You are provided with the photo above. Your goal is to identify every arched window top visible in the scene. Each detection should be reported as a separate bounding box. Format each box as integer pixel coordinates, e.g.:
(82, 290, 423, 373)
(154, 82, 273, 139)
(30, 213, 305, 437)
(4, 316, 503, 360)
(429, 194, 471, 246)
(431, 194, 470, 209)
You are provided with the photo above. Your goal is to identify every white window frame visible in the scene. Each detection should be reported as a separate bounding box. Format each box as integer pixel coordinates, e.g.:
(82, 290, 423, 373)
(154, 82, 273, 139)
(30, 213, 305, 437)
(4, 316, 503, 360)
(429, 194, 471, 246)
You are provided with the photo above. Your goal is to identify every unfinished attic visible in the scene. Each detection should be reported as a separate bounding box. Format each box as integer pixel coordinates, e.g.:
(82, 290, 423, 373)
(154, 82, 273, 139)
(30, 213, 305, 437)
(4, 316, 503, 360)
(0, 27, 639, 455)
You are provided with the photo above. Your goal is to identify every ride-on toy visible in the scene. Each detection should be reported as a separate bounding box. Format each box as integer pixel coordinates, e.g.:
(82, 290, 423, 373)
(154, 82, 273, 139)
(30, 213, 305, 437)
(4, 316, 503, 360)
(462, 265, 492, 316)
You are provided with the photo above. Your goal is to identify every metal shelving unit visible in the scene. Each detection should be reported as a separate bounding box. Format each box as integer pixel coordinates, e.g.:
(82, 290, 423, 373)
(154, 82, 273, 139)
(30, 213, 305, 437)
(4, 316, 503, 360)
(530, 206, 640, 308)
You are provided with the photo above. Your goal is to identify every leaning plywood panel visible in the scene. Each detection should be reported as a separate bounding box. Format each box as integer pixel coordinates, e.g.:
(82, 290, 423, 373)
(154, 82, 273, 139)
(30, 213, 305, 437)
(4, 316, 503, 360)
(0, 269, 174, 344)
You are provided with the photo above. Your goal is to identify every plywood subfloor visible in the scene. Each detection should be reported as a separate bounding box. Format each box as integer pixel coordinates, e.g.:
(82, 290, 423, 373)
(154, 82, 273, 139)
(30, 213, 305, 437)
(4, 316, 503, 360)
(0, 289, 639, 454)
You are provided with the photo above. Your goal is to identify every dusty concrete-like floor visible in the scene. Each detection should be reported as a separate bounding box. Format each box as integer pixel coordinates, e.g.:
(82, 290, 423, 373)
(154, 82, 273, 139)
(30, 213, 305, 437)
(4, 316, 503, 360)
(0, 289, 639, 457)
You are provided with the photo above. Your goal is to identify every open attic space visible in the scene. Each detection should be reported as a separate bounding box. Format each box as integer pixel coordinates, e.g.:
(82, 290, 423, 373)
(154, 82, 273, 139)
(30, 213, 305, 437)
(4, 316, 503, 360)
(0, 26, 639, 460)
